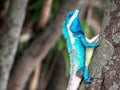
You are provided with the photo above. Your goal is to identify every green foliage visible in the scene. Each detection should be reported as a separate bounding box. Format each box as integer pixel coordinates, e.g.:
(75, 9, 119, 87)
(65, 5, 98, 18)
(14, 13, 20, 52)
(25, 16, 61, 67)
(15, 42, 24, 61)
(57, 37, 64, 51)
(29, 0, 43, 22)
(40, 49, 54, 82)
(28, 0, 59, 23)
(62, 50, 70, 76)
(81, 20, 94, 39)
(56, 37, 70, 76)
(51, 0, 59, 19)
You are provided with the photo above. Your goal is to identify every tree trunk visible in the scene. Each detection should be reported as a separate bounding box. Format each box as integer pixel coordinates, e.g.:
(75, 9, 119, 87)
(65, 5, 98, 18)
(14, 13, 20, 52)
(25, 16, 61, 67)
(82, 0, 120, 90)
(0, 0, 28, 90)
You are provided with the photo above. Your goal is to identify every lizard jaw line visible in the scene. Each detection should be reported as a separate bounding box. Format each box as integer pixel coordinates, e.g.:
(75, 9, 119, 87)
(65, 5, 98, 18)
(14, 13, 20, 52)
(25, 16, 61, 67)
(67, 10, 79, 44)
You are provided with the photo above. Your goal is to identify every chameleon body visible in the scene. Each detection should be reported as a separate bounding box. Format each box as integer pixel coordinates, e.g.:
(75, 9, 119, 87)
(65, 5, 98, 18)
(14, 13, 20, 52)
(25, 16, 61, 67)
(62, 10, 99, 83)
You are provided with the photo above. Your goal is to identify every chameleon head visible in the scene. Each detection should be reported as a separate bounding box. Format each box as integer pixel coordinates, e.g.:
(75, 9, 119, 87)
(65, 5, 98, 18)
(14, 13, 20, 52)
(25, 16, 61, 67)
(66, 9, 79, 28)
(66, 9, 84, 35)
(62, 9, 84, 41)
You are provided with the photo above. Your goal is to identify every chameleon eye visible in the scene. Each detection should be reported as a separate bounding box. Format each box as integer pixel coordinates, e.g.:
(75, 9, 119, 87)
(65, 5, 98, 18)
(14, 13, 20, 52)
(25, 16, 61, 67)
(67, 14, 73, 18)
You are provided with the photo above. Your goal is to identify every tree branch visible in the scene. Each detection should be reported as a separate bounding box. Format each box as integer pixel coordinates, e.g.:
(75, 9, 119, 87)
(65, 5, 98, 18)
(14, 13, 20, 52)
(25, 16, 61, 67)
(29, 63, 41, 90)
(39, 0, 53, 29)
(0, 0, 28, 90)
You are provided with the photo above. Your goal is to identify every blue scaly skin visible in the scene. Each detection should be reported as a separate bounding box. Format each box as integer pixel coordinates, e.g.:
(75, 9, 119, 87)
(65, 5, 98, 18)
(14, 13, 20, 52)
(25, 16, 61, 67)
(62, 10, 99, 83)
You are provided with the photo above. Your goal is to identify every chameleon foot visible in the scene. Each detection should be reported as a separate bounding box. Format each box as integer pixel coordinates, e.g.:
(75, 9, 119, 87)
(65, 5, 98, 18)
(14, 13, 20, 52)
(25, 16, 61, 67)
(84, 76, 93, 83)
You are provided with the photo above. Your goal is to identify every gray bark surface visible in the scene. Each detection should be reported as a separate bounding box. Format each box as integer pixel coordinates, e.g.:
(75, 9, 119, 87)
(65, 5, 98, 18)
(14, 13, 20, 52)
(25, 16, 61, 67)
(0, 0, 28, 90)
(81, 0, 120, 90)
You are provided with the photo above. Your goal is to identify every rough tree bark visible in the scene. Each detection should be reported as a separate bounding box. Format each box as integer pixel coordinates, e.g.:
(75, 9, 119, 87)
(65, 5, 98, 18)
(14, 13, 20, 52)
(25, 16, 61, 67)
(80, 0, 120, 90)
(0, 0, 28, 90)
(7, 0, 89, 90)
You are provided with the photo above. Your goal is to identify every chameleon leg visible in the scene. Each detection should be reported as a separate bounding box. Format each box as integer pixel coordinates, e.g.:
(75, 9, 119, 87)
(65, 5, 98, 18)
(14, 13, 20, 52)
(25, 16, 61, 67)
(76, 54, 85, 78)
(83, 66, 93, 83)
(85, 34, 99, 43)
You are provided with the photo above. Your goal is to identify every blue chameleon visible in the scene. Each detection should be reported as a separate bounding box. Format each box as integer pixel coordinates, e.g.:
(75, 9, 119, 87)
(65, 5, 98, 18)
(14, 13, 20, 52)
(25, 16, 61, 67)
(62, 9, 99, 83)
